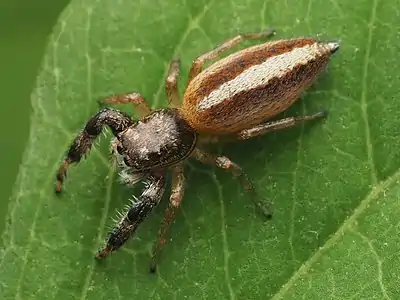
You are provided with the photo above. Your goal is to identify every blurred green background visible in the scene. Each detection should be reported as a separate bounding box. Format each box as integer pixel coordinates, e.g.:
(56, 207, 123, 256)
(0, 1, 69, 234)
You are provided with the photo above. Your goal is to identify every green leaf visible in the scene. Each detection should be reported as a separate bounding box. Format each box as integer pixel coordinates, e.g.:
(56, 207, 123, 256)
(1, 0, 400, 299)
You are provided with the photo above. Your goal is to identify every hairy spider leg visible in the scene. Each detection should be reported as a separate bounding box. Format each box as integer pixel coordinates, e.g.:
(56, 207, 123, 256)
(96, 173, 166, 259)
(55, 107, 133, 193)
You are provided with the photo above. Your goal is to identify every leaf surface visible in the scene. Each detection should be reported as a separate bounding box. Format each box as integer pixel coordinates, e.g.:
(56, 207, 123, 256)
(1, 0, 400, 299)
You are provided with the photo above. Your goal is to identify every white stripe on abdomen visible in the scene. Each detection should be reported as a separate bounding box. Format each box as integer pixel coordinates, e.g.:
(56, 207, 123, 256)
(197, 43, 322, 111)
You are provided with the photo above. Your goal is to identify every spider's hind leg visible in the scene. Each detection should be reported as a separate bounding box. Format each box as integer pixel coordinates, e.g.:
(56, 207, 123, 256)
(191, 148, 272, 219)
(236, 110, 328, 140)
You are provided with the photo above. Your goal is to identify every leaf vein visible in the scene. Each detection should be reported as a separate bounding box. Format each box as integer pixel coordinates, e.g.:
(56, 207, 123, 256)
(352, 229, 391, 300)
(153, 0, 215, 108)
(271, 167, 400, 300)
(212, 173, 236, 300)
(79, 167, 115, 300)
(84, 6, 93, 117)
(52, 9, 72, 111)
(305, 0, 313, 34)
(289, 103, 307, 265)
(360, 0, 379, 185)
(13, 154, 75, 299)
(260, 0, 268, 29)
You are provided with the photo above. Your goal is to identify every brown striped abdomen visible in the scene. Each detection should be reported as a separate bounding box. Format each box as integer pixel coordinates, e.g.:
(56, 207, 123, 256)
(181, 38, 336, 134)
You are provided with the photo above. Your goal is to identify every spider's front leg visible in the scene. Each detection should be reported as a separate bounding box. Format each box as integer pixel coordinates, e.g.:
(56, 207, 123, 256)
(96, 172, 166, 259)
(55, 107, 133, 193)
(98, 92, 152, 118)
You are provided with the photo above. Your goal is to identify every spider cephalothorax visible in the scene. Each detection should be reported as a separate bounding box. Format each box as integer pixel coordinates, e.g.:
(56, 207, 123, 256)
(116, 108, 196, 171)
(55, 29, 339, 272)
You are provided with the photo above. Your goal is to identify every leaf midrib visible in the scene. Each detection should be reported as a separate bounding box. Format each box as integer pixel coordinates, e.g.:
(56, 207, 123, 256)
(271, 168, 400, 299)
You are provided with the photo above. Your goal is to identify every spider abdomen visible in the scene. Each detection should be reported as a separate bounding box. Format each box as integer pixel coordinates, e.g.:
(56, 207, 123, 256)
(181, 38, 338, 134)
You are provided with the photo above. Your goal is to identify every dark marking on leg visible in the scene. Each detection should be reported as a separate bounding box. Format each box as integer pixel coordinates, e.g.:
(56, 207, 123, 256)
(55, 108, 133, 193)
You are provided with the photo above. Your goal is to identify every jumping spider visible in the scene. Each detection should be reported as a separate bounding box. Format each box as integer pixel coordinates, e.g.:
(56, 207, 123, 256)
(55, 29, 339, 272)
